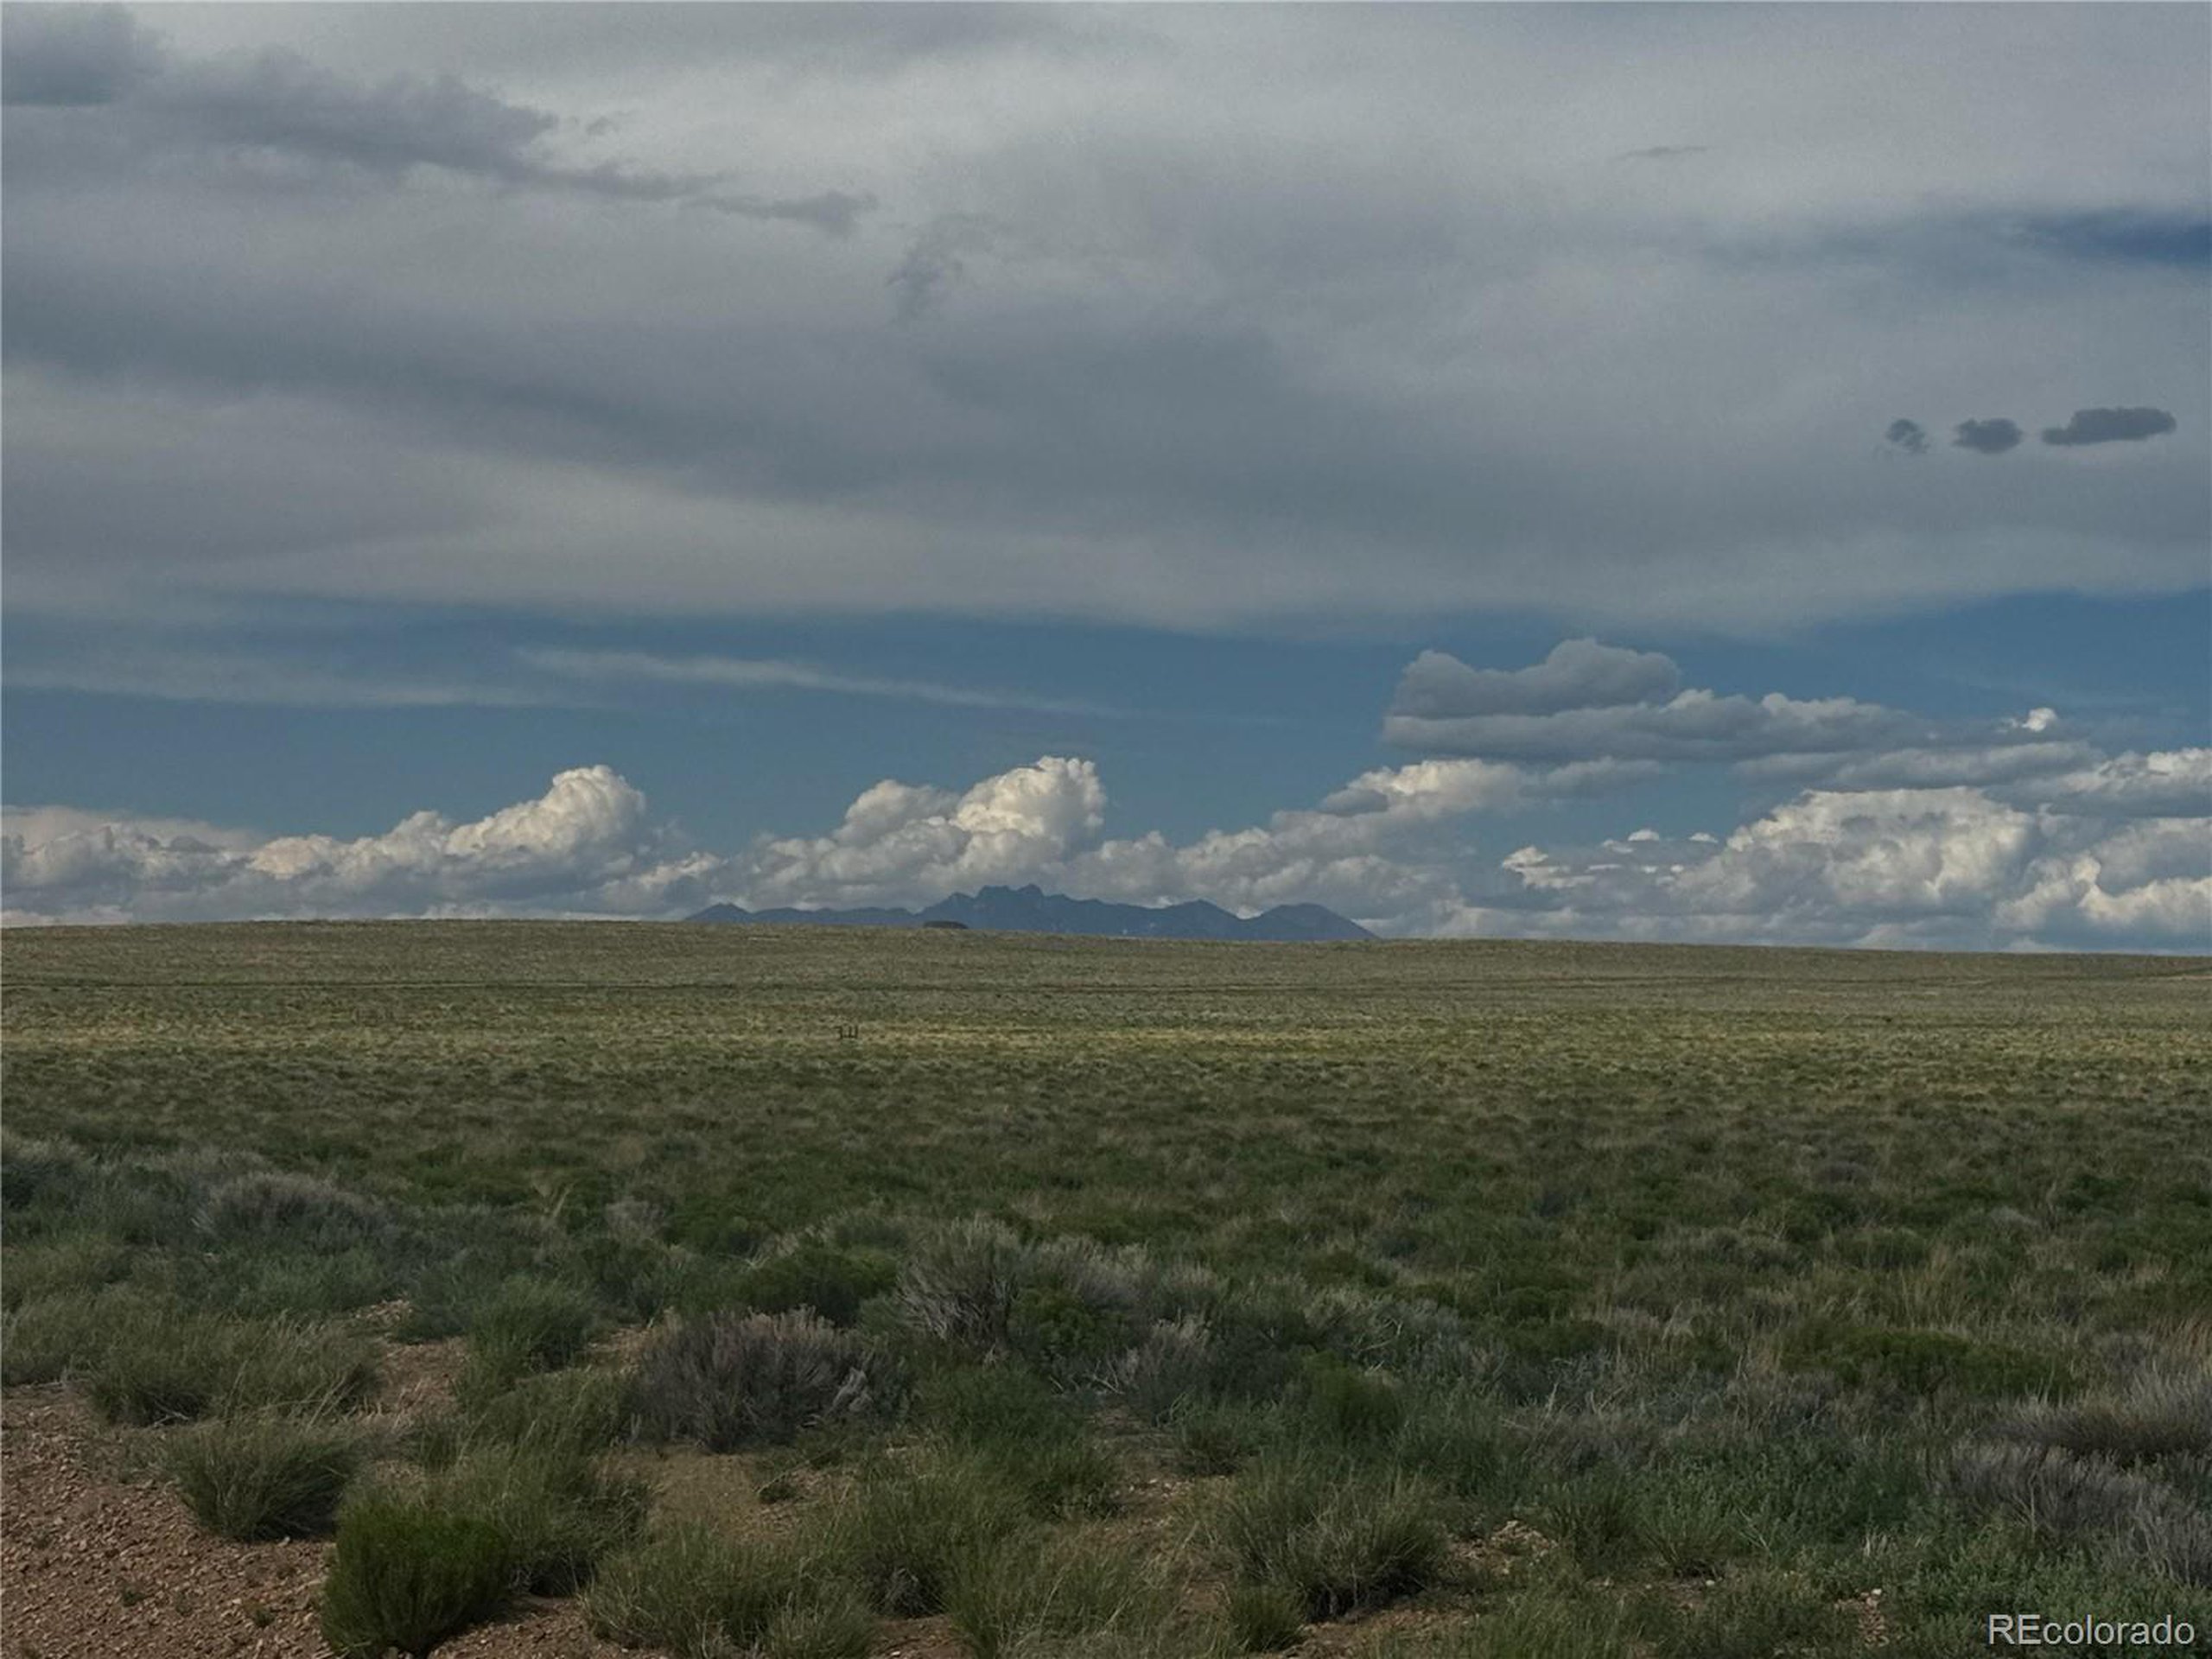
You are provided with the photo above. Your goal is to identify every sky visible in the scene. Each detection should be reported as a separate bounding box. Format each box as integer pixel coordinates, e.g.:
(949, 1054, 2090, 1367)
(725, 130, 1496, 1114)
(3, 2, 2208, 950)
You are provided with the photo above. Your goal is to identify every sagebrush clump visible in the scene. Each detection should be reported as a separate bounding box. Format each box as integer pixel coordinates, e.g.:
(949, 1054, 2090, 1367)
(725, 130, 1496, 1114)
(632, 1307, 896, 1450)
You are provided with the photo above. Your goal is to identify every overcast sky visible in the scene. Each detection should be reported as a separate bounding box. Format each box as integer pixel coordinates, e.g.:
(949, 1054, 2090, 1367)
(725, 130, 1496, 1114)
(4, 3, 2208, 950)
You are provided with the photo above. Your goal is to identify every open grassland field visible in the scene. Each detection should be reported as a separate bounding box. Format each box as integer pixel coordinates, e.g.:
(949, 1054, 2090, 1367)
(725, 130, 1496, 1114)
(4, 923, 2209, 1659)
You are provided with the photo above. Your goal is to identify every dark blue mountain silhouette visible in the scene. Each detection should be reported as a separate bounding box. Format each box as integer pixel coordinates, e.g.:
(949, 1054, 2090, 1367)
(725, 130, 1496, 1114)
(688, 883, 1371, 941)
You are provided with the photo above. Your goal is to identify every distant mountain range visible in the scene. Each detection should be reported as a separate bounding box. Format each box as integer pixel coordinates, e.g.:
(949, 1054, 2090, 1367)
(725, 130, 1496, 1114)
(687, 883, 1373, 942)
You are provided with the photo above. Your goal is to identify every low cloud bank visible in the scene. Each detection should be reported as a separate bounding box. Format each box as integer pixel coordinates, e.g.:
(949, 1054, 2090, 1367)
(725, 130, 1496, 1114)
(7, 760, 2204, 955)
(7, 640, 2204, 951)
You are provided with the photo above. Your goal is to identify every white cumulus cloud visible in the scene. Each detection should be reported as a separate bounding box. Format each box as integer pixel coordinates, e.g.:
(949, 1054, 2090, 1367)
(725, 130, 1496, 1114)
(1463, 787, 2209, 951)
(3, 666, 2204, 953)
(2, 765, 715, 923)
(740, 756, 1107, 909)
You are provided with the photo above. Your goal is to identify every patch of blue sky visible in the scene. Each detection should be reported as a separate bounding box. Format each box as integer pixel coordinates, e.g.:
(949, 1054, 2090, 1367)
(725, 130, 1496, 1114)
(7, 591, 2204, 860)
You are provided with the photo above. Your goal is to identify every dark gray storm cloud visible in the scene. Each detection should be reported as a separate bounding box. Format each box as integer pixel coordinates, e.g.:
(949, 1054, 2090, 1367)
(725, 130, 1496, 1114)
(2013, 212, 2212, 270)
(1392, 640, 1681, 720)
(1885, 418, 1929, 455)
(3, 5, 2207, 633)
(2041, 406, 2179, 447)
(708, 190, 878, 237)
(1952, 417, 2024, 455)
(0, 3, 160, 105)
(887, 213, 1003, 321)
(1, 5, 872, 229)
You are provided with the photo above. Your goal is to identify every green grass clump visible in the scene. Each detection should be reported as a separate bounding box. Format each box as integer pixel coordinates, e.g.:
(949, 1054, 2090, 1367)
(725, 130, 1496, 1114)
(1, 1293, 111, 1386)
(916, 1363, 1122, 1516)
(1544, 1471, 1650, 1577)
(78, 1301, 378, 1426)
(1382, 1579, 1637, 1657)
(1008, 1279, 1140, 1383)
(760, 1587, 877, 1659)
(1224, 1579, 1305, 1652)
(437, 1443, 649, 1595)
(838, 1447, 1026, 1616)
(916, 1360, 1071, 1442)
(1212, 1457, 1448, 1620)
(195, 1168, 394, 1255)
(741, 1242, 898, 1328)
(944, 1533, 1177, 1659)
(458, 1362, 632, 1456)
(215, 1246, 397, 1319)
(1171, 1400, 1270, 1477)
(319, 1492, 513, 1659)
(1010, 1434, 1124, 1520)
(1639, 1485, 1742, 1580)
(462, 1274, 599, 1389)
(1782, 1319, 2069, 1402)
(1296, 1352, 1406, 1446)
(1389, 1387, 1508, 1508)
(165, 1412, 363, 1541)
(583, 1522, 842, 1656)
(0, 1134, 92, 1215)
(632, 1307, 896, 1451)
(79, 1309, 238, 1425)
(1998, 1373, 2212, 1466)
(1948, 1441, 2212, 1586)
(1648, 1568, 1855, 1659)
(1, 1230, 136, 1313)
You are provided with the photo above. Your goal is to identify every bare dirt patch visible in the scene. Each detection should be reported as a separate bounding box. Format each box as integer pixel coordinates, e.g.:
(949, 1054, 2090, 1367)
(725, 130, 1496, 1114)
(372, 1332, 469, 1421)
(3, 1386, 326, 1659)
(0, 1386, 650, 1659)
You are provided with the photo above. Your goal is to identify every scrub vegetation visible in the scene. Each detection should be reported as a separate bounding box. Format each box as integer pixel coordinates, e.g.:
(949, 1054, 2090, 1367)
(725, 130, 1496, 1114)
(4, 920, 2209, 1656)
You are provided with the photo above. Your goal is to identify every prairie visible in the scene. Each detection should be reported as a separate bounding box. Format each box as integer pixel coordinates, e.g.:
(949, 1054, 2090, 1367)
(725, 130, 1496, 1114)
(3, 922, 2209, 1657)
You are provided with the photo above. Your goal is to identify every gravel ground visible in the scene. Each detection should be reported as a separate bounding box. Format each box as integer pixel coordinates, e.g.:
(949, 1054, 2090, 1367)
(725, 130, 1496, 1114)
(0, 1386, 643, 1659)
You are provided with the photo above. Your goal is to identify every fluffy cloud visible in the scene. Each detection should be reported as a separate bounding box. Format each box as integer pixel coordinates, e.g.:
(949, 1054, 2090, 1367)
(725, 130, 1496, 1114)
(1953, 417, 2024, 455)
(0, 752, 1522, 931)
(1884, 417, 1929, 456)
(1384, 641, 2109, 795)
(1388, 686, 1919, 765)
(741, 757, 1107, 909)
(2, 766, 713, 924)
(1465, 786, 2209, 950)
(1390, 640, 1681, 720)
(4, 745, 2206, 950)
(2007, 747, 2212, 818)
(2041, 406, 2179, 447)
(1053, 759, 1532, 923)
